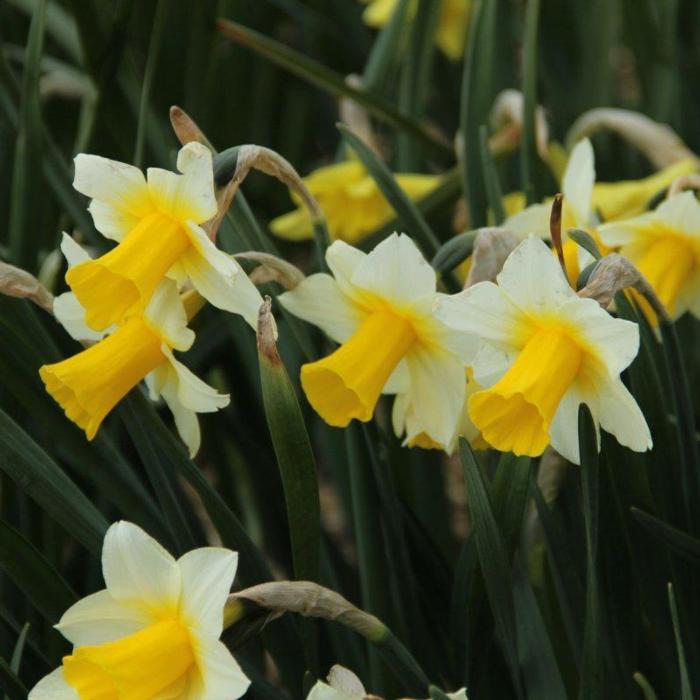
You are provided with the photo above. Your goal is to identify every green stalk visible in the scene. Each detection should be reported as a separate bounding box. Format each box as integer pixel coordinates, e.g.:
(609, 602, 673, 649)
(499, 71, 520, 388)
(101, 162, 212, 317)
(520, 0, 541, 204)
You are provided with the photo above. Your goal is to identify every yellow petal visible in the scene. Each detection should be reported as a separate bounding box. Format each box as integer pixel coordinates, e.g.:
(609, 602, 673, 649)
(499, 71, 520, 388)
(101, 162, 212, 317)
(62, 620, 194, 700)
(40, 318, 165, 440)
(66, 213, 191, 331)
(469, 326, 583, 456)
(301, 309, 416, 426)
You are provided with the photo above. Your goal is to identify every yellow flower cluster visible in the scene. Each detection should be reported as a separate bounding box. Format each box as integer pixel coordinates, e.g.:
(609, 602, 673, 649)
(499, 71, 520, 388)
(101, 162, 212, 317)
(40, 143, 263, 456)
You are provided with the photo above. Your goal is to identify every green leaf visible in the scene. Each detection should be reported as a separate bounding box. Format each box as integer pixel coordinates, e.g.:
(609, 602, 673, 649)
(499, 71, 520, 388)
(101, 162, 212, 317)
(668, 583, 694, 700)
(459, 438, 523, 698)
(0, 658, 26, 700)
(520, 0, 541, 204)
(579, 405, 603, 700)
(631, 508, 700, 566)
(0, 408, 108, 555)
(431, 229, 478, 273)
(568, 229, 603, 261)
(216, 19, 452, 159)
(490, 453, 532, 557)
(633, 673, 660, 700)
(479, 125, 506, 225)
(338, 123, 442, 258)
(256, 299, 320, 584)
(0, 519, 77, 623)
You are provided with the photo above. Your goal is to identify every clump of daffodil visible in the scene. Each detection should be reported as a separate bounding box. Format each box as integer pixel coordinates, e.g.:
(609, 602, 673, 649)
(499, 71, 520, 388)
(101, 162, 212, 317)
(41, 277, 230, 456)
(599, 191, 700, 322)
(279, 233, 477, 447)
(29, 521, 249, 700)
(66, 142, 260, 332)
(436, 236, 652, 463)
(270, 160, 440, 244)
(360, 0, 471, 61)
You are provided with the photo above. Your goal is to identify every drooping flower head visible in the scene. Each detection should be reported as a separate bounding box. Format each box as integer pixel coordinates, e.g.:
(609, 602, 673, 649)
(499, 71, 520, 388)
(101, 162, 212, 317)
(270, 160, 440, 244)
(599, 191, 700, 322)
(67, 142, 259, 331)
(29, 521, 249, 700)
(41, 277, 228, 455)
(279, 234, 477, 447)
(437, 236, 652, 463)
(360, 0, 472, 61)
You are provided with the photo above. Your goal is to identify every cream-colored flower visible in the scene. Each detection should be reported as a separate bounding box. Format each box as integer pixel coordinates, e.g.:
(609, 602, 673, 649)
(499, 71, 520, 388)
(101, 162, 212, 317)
(270, 160, 440, 244)
(599, 191, 700, 322)
(66, 142, 261, 331)
(29, 521, 249, 700)
(360, 0, 471, 61)
(437, 236, 652, 463)
(279, 234, 477, 447)
(42, 278, 228, 456)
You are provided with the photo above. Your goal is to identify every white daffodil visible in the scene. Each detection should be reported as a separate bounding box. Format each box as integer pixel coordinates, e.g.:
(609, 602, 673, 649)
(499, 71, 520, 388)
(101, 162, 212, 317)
(29, 521, 249, 700)
(504, 138, 605, 285)
(65, 142, 261, 331)
(599, 191, 700, 322)
(436, 236, 652, 464)
(279, 233, 477, 447)
(41, 278, 228, 455)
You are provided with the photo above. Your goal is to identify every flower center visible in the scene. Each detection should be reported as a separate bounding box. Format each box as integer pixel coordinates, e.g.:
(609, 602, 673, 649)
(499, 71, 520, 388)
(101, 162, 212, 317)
(62, 620, 194, 700)
(469, 326, 583, 456)
(66, 212, 191, 331)
(39, 317, 165, 440)
(635, 233, 696, 318)
(301, 309, 416, 427)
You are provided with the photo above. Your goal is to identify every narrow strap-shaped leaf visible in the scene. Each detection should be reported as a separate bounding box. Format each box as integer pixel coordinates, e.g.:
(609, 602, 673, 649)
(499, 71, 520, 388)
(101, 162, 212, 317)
(668, 583, 694, 700)
(633, 673, 660, 700)
(119, 393, 199, 555)
(631, 508, 700, 566)
(490, 453, 532, 557)
(579, 405, 603, 700)
(520, 0, 541, 204)
(0, 519, 77, 623)
(479, 125, 506, 225)
(338, 123, 442, 257)
(216, 19, 452, 159)
(0, 658, 26, 700)
(459, 438, 523, 698)
(0, 409, 107, 555)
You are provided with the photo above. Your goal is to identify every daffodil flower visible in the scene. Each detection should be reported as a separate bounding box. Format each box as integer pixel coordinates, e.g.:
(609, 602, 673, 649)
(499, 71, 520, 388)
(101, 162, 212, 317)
(41, 278, 228, 455)
(436, 236, 652, 463)
(66, 142, 261, 331)
(279, 233, 477, 446)
(360, 0, 471, 61)
(29, 521, 249, 700)
(599, 191, 700, 322)
(270, 160, 440, 244)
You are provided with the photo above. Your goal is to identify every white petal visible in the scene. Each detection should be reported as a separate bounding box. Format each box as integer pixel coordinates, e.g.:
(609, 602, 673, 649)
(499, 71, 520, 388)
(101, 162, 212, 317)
(60, 233, 91, 268)
(29, 668, 78, 700)
(435, 282, 524, 352)
(548, 386, 585, 465)
(325, 240, 367, 297)
(162, 379, 201, 458)
(178, 548, 237, 638)
(384, 358, 410, 393)
(503, 202, 551, 239)
(496, 236, 574, 313)
(326, 665, 366, 696)
(55, 589, 148, 647)
(147, 143, 216, 224)
(653, 191, 700, 237)
(470, 342, 517, 389)
(559, 296, 640, 377)
(73, 154, 151, 226)
(591, 376, 652, 454)
(404, 346, 465, 447)
(162, 348, 230, 413)
(597, 213, 654, 248)
(447, 689, 469, 700)
(350, 233, 436, 306)
(562, 138, 595, 226)
(144, 279, 195, 352)
(278, 273, 366, 344)
(102, 521, 181, 613)
(88, 200, 141, 243)
(53, 292, 106, 343)
(191, 638, 250, 700)
(182, 224, 261, 329)
(306, 681, 359, 700)
(391, 392, 410, 438)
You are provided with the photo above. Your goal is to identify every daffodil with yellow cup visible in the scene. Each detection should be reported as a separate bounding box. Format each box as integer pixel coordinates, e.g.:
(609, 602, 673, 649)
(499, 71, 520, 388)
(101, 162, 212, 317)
(41, 277, 230, 456)
(279, 233, 477, 447)
(270, 160, 440, 244)
(66, 142, 260, 331)
(436, 236, 652, 463)
(599, 191, 700, 322)
(28, 521, 249, 700)
(360, 0, 471, 61)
